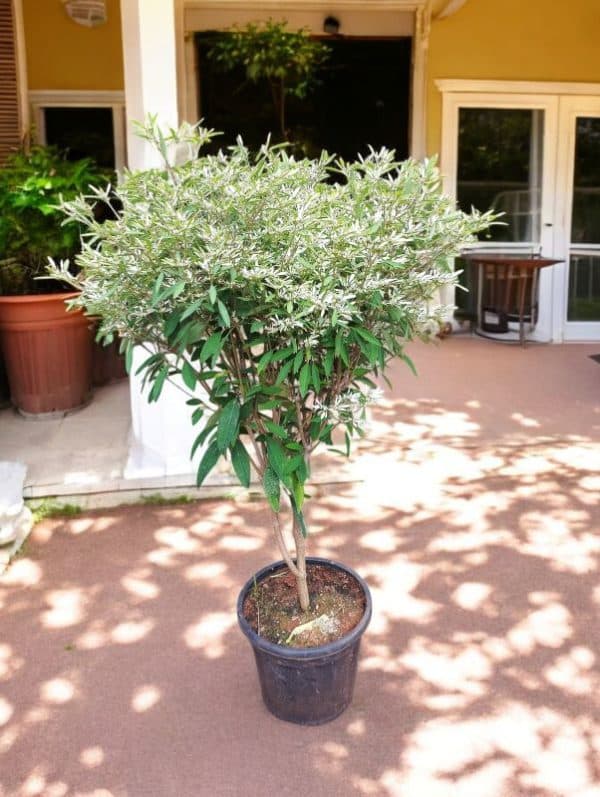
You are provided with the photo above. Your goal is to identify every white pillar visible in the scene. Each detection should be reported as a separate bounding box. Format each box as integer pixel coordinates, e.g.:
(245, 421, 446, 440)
(120, 0, 179, 170)
(120, 1, 199, 481)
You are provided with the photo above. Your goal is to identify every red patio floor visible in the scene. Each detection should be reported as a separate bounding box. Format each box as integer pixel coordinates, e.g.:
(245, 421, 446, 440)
(1, 337, 599, 796)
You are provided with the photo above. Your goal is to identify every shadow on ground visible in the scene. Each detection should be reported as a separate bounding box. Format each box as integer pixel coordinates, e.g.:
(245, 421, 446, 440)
(1, 337, 599, 797)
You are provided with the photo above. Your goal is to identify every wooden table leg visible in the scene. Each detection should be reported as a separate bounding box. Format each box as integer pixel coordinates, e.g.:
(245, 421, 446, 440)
(476, 262, 484, 334)
(518, 266, 527, 345)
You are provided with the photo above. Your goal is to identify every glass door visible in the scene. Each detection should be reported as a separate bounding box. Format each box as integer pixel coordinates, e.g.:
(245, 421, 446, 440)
(555, 98, 600, 341)
(443, 95, 559, 339)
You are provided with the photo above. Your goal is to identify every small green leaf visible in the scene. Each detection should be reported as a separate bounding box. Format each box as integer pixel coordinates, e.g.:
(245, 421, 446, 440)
(311, 363, 321, 393)
(180, 298, 203, 321)
(217, 399, 240, 452)
(231, 439, 251, 487)
(151, 273, 164, 304)
(293, 350, 304, 373)
(199, 332, 222, 363)
(256, 350, 274, 374)
(257, 399, 282, 410)
(264, 419, 287, 440)
(271, 346, 295, 362)
(265, 438, 288, 483)
(148, 365, 168, 402)
(196, 439, 220, 486)
(297, 456, 309, 483)
(354, 327, 380, 345)
(181, 360, 197, 390)
(263, 467, 280, 512)
(335, 332, 349, 366)
(191, 428, 209, 459)
(156, 280, 186, 303)
(275, 359, 294, 385)
(124, 343, 133, 374)
(208, 285, 217, 305)
(135, 352, 163, 376)
(400, 352, 418, 377)
(164, 311, 182, 338)
(195, 415, 219, 447)
(299, 363, 311, 397)
(217, 299, 230, 327)
(284, 454, 304, 475)
(290, 493, 308, 537)
(292, 477, 305, 510)
(319, 423, 334, 444)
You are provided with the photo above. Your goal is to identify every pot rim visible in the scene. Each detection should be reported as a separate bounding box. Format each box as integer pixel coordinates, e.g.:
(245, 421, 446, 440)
(0, 291, 81, 304)
(237, 556, 372, 661)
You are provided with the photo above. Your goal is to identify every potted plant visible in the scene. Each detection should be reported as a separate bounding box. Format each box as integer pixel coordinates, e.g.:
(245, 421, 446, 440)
(0, 145, 107, 416)
(51, 119, 491, 723)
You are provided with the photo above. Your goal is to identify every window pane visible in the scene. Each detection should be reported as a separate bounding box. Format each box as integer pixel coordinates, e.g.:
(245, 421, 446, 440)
(571, 117, 600, 244)
(457, 108, 543, 243)
(567, 253, 600, 321)
(567, 118, 600, 322)
(44, 107, 115, 168)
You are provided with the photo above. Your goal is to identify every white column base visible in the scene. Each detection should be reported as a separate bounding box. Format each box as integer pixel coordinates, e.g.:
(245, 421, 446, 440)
(0, 462, 33, 547)
(125, 346, 206, 480)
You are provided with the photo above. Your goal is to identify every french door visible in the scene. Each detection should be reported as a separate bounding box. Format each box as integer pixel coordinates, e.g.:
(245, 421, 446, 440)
(440, 84, 600, 342)
(554, 97, 600, 341)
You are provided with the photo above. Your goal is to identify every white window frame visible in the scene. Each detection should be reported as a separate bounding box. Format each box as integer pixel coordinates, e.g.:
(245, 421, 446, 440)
(29, 90, 127, 172)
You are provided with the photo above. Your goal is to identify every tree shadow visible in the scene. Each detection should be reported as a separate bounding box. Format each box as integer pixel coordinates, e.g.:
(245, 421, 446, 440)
(1, 336, 599, 796)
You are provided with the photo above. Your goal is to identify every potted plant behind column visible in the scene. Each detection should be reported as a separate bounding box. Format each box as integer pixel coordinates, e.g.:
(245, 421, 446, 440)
(0, 145, 107, 416)
(52, 119, 491, 724)
(203, 20, 329, 149)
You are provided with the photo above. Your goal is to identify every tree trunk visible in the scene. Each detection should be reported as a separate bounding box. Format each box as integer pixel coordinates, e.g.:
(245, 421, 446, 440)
(292, 513, 310, 611)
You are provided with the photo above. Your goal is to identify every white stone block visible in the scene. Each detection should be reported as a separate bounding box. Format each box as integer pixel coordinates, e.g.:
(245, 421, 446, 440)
(126, 346, 207, 479)
(0, 461, 33, 546)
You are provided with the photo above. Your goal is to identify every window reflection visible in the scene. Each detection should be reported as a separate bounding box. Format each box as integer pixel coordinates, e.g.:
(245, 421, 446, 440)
(568, 117, 600, 322)
(457, 108, 544, 244)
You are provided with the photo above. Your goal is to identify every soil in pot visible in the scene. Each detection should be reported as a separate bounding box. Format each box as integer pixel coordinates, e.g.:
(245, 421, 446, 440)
(242, 562, 366, 648)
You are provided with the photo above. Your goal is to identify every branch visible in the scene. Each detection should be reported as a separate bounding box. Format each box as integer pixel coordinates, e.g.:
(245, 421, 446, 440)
(271, 509, 300, 577)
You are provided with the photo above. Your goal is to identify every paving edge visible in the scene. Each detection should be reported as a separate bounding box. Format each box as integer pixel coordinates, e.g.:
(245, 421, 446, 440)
(23, 477, 360, 512)
(0, 477, 359, 576)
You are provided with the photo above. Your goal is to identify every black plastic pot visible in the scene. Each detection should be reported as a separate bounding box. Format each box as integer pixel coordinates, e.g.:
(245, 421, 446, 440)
(237, 557, 372, 725)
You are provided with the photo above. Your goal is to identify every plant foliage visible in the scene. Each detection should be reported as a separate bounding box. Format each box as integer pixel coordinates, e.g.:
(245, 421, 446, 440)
(206, 20, 330, 140)
(52, 118, 492, 604)
(0, 146, 107, 295)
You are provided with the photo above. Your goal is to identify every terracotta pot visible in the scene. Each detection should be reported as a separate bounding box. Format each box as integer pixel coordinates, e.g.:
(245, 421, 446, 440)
(0, 351, 10, 409)
(0, 292, 93, 416)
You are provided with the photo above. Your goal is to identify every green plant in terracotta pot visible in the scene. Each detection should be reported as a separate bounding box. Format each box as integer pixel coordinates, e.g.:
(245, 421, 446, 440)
(52, 118, 491, 723)
(0, 145, 108, 415)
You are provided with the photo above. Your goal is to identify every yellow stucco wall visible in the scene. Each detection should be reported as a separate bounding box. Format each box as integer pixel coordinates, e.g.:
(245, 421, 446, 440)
(427, 0, 600, 156)
(23, 0, 123, 91)
(20, 0, 600, 148)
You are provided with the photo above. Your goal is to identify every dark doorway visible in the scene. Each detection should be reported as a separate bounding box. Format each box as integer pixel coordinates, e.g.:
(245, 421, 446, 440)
(196, 35, 411, 161)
